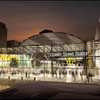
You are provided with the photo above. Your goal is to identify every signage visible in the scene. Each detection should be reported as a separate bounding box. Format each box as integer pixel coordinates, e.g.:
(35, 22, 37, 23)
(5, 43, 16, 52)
(48, 51, 87, 58)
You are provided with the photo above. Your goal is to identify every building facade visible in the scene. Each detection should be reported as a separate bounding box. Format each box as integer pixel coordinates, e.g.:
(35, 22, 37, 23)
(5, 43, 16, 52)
(0, 29, 100, 82)
(0, 22, 7, 47)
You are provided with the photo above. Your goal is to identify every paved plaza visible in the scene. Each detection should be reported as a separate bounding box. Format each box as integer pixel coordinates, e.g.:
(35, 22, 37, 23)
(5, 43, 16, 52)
(0, 80, 100, 100)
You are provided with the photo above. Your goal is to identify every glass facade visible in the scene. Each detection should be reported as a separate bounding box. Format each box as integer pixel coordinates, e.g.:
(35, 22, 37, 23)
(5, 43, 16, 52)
(0, 41, 99, 83)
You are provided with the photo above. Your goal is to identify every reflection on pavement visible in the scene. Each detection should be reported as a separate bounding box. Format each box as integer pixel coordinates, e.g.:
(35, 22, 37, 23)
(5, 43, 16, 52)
(0, 85, 10, 91)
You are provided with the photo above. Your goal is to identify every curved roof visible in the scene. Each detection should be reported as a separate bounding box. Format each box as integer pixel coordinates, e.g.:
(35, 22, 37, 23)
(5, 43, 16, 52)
(21, 32, 84, 46)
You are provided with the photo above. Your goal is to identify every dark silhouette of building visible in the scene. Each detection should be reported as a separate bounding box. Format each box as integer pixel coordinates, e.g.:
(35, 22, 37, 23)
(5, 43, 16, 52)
(7, 40, 20, 47)
(0, 22, 7, 47)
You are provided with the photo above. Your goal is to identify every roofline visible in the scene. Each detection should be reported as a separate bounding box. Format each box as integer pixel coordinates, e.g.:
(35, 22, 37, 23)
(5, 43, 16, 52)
(22, 31, 85, 44)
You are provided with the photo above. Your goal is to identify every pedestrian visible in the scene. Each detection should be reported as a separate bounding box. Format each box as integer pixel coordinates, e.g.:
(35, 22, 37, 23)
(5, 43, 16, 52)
(25, 72, 28, 78)
(86, 72, 93, 83)
(80, 71, 83, 81)
(72, 71, 76, 81)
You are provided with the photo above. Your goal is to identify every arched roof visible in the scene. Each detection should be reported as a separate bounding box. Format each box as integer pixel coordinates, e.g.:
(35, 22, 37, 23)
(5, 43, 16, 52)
(21, 32, 84, 46)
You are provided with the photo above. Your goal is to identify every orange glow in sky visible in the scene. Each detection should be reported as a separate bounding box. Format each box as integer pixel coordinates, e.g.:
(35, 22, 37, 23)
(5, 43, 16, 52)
(0, 1, 99, 41)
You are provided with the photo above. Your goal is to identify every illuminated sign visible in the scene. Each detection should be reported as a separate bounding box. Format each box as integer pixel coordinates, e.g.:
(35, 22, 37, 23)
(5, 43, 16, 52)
(48, 51, 87, 57)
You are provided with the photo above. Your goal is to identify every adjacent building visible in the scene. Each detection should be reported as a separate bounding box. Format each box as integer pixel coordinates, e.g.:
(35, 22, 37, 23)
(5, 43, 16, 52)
(0, 22, 7, 47)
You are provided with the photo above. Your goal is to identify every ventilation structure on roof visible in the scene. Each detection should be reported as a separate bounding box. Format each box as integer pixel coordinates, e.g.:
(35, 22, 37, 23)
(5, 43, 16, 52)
(39, 29, 53, 34)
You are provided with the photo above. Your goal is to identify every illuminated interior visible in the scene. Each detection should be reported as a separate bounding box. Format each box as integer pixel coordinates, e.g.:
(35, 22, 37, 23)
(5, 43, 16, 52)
(0, 32, 99, 83)
(0, 54, 32, 67)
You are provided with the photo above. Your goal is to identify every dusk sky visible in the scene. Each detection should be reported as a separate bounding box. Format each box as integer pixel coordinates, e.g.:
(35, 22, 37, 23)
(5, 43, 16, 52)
(0, 1, 100, 41)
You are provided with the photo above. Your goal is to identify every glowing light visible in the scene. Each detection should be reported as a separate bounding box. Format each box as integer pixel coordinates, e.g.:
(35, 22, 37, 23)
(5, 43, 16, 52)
(0, 54, 19, 61)
(0, 54, 32, 67)
(65, 57, 76, 65)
